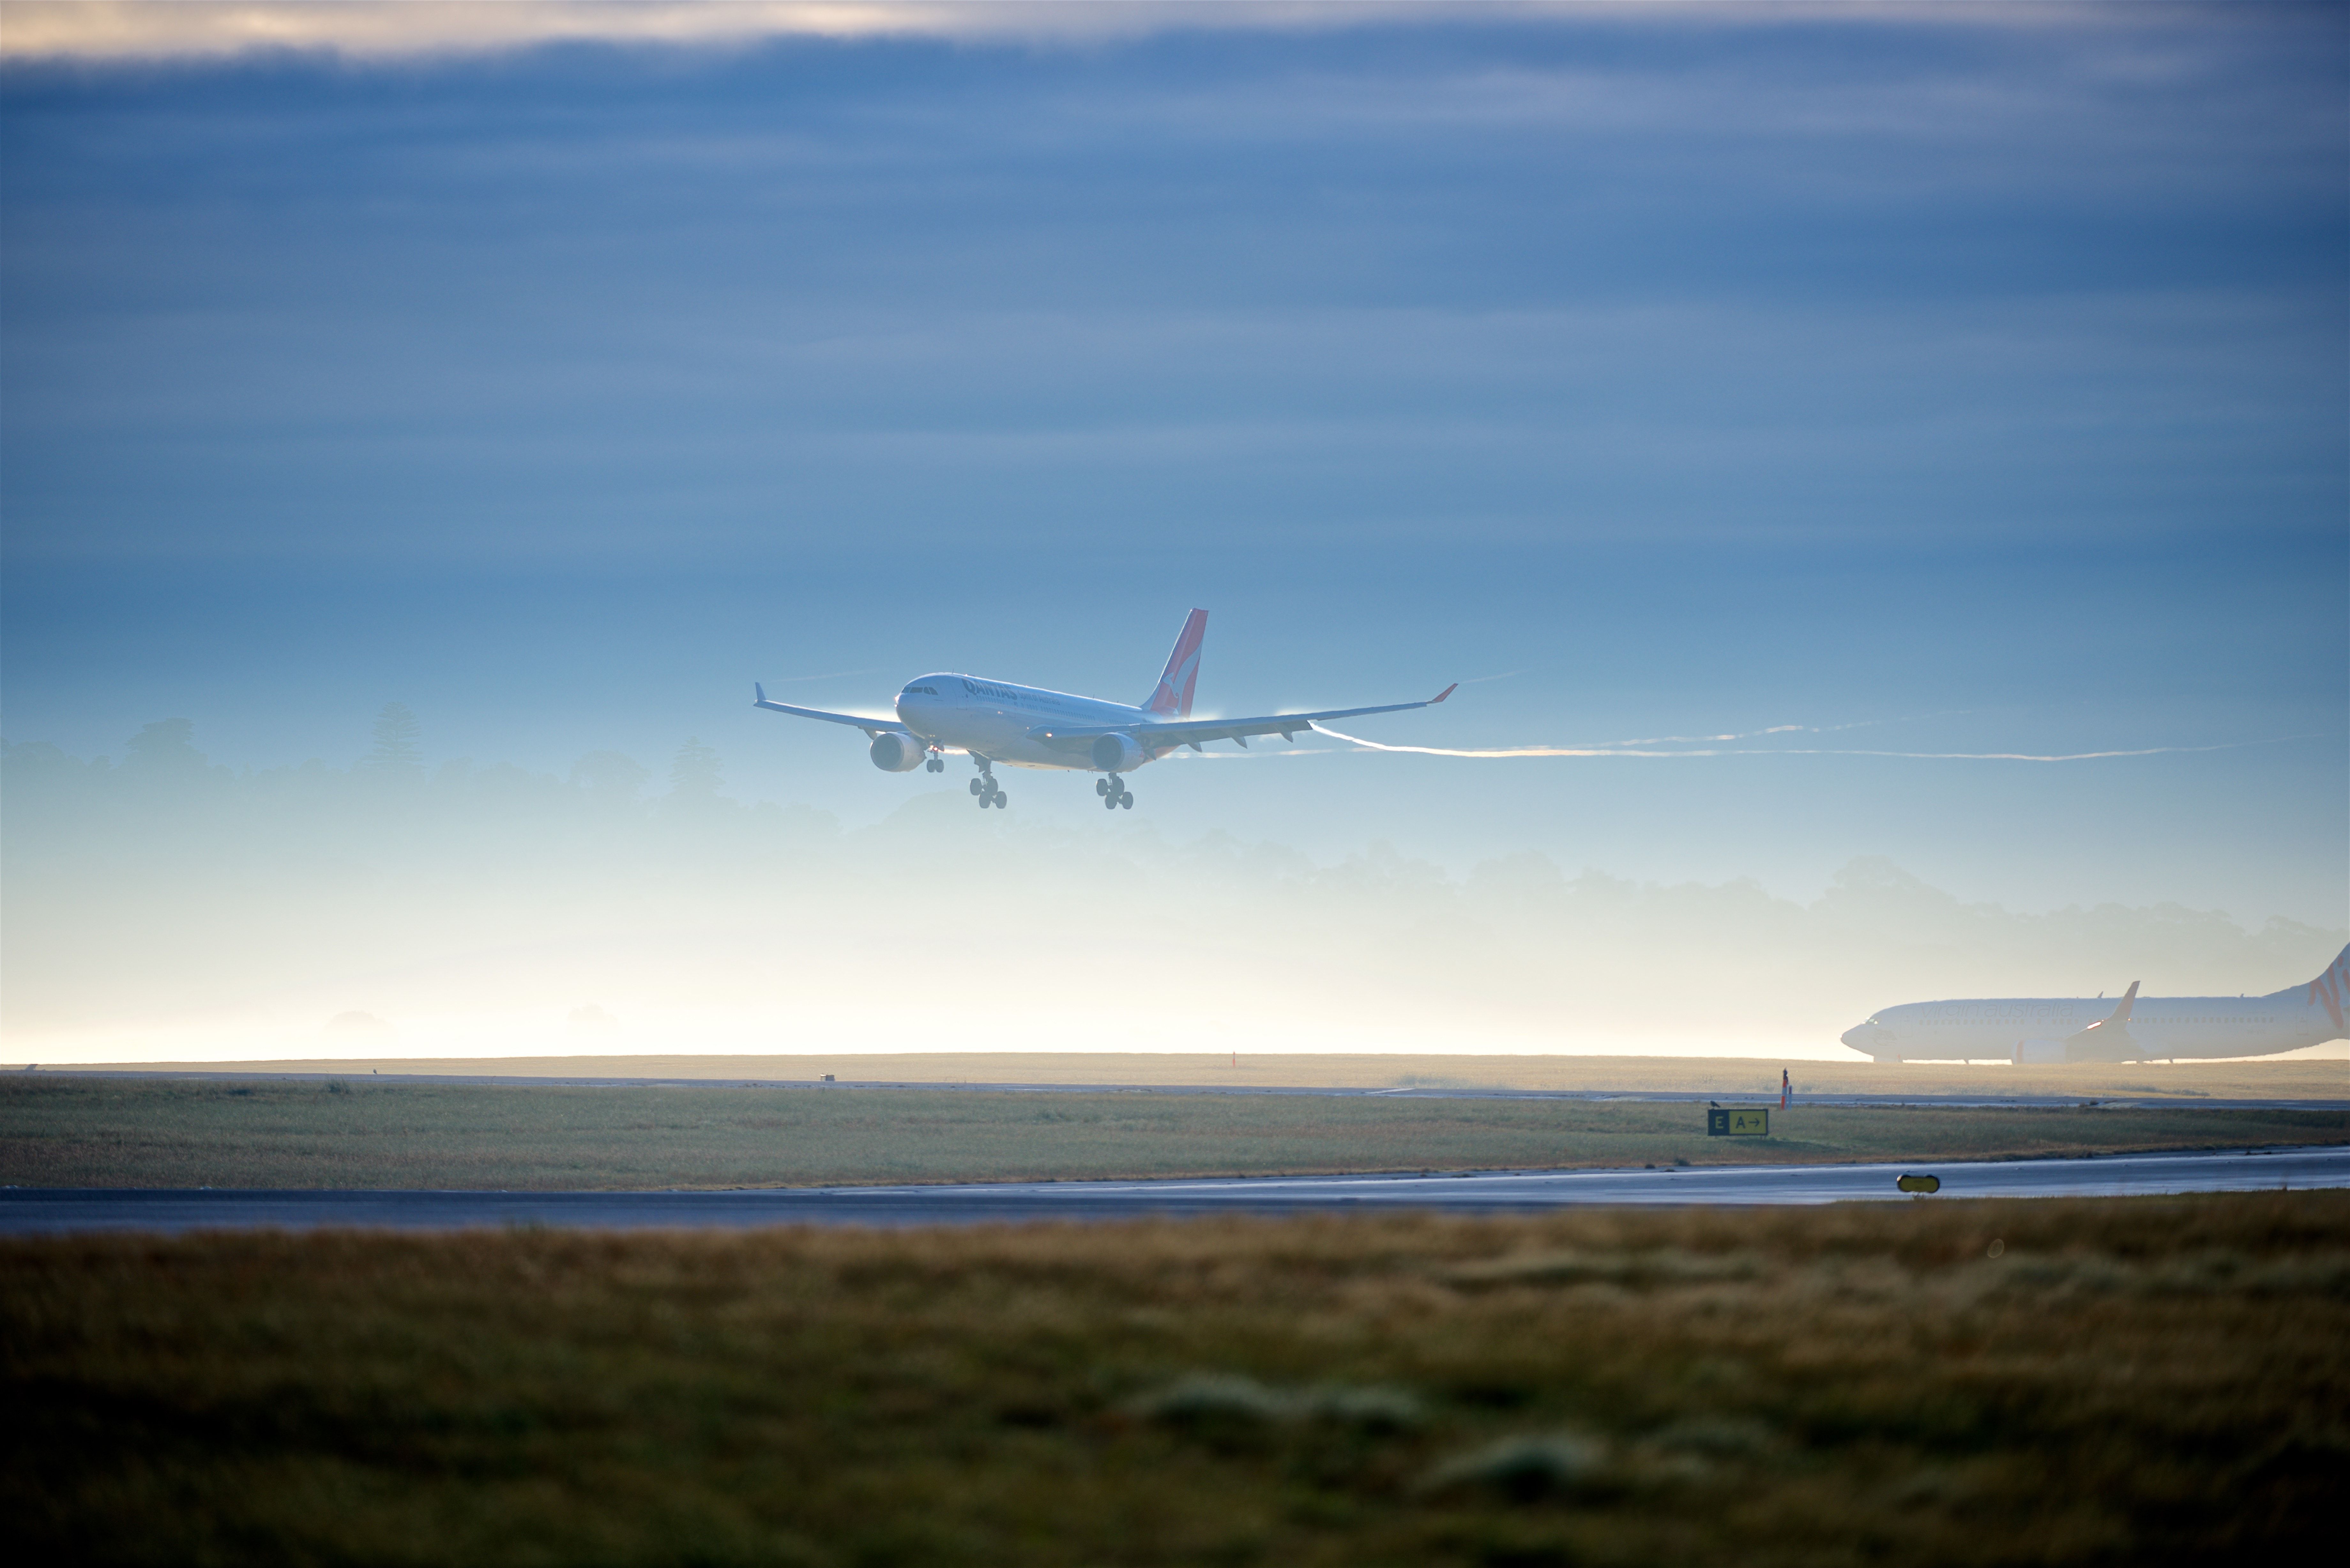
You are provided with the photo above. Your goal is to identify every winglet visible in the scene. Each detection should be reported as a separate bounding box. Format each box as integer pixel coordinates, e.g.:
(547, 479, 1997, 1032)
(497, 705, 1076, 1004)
(1431, 682, 1457, 704)
(754, 682, 767, 703)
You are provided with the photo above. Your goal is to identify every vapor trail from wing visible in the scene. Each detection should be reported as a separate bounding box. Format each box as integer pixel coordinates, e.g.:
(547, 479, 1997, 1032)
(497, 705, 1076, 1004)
(1589, 713, 1968, 747)
(1308, 727, 2318, 763)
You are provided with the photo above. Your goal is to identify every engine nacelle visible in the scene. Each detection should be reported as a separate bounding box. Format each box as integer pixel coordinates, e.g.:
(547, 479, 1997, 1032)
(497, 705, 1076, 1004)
(1090, 733, 1146, 773)
(869, 733, 928, 772)
(2014, 1038, 2067, 1065)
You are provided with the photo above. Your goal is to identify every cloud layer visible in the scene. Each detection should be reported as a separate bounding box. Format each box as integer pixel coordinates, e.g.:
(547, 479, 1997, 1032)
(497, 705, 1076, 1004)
(3, 3, 2135, 64)
(2, 2, 1543, 62)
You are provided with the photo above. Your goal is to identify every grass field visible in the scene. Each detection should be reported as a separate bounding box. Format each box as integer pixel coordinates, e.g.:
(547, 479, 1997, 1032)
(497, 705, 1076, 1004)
(4, 1193, 2341, 1565)
(2, 1076, 2343, 1190)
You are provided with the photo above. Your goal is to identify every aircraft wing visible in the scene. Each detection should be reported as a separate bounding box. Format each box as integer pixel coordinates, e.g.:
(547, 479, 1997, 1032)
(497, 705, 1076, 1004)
(753, 683, 913, 736)
(1030, 684, 1456, 752)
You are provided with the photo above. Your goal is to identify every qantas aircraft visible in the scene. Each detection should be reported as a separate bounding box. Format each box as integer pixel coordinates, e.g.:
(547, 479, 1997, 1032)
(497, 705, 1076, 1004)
(753, 608, 1454, 810)
(1839, 944, 2350, 1064)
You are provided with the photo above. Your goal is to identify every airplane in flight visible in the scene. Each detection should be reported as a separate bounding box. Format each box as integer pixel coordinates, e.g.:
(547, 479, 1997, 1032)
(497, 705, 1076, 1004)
(1838, 944, 2350, 1064)
(754, 608, 1454, 810)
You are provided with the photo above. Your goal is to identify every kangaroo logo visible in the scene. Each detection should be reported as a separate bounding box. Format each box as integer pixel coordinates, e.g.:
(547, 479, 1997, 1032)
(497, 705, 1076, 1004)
(1151, 647, 1200, 713)
(2310, 950, 2348, 1034)
(1146, 609, 1208, 717)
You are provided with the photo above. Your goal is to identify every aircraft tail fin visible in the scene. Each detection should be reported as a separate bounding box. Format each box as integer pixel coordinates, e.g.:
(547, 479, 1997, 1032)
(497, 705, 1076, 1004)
(2063, 980, 2140, 1055)
(2301, 943, 2350, 1032)
(1144, 608, 1208, 717)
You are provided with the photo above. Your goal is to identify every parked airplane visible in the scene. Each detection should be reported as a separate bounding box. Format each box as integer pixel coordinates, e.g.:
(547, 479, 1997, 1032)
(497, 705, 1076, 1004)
(753, 608, 1454, 810)
(1839, 945, 2350, 1064)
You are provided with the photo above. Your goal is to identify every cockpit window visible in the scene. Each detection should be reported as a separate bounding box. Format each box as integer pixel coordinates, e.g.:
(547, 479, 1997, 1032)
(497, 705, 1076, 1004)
(901, 684, 938, 695)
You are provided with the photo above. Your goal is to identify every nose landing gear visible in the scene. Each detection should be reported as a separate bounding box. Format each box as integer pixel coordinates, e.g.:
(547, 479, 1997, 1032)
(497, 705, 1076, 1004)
(1097, 774, 1133, 810)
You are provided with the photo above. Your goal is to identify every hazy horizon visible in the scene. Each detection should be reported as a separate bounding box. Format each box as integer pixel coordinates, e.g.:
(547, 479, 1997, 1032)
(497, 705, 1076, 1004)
(5, 715, 2341, 1065)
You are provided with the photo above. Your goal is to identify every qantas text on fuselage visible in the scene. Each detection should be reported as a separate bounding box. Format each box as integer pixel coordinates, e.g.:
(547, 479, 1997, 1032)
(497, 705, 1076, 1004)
(752, 609, 1453, 811)
(1840, 945, 2350, 1064)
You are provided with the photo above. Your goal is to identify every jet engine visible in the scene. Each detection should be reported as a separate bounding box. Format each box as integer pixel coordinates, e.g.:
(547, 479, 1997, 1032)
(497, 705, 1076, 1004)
(2013, 1038, 2067, 1065)
(869, 733, 928, 772)
(1090, 733, 1146, 773)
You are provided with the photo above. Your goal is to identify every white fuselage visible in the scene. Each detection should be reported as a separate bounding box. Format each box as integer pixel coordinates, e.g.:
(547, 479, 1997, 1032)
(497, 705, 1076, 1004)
(894, 674, 1160, 772)
(1840, 988, 2343, 1064)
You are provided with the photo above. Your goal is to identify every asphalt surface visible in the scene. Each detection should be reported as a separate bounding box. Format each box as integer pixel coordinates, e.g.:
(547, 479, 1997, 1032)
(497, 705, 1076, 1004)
(20, 1068, 2348, 1112)
(4, 1146, 2341, 1234)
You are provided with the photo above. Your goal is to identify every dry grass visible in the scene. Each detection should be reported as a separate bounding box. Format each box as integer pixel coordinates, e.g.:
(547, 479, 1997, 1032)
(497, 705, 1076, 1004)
(3, 1194, 2342, 1564)
(2, 1076, 2343, 1190)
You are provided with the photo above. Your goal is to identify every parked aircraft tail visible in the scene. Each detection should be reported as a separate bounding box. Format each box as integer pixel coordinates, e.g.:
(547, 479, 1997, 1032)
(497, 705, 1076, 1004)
(1145, 608, 1208, 717)
(2304, 943, 2350, 1034)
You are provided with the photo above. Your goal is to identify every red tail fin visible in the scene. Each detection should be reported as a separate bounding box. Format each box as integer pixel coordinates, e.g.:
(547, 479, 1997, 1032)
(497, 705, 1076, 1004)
(2308, 943, 2350, 1033)
(1145, 609, 1207, 716)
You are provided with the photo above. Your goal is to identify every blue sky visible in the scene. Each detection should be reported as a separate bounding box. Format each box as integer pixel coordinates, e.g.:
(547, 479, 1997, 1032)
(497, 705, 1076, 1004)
(5, 3, 2345, 930)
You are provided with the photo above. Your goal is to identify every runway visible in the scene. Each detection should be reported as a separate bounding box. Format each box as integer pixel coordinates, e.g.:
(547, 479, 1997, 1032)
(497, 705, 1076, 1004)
(3, 1145, 2341, 1234)
(26, 1068, 2349, 1112)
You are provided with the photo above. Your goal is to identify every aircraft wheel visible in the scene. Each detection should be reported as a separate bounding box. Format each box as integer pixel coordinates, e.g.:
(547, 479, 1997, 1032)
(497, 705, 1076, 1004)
(992, 790, 1007, 808)
(968, 778, 983, 796)
(1119, 793, 1133, 809)
(1095, 778, 1109, 796)
(1102, 793, 1117, 810)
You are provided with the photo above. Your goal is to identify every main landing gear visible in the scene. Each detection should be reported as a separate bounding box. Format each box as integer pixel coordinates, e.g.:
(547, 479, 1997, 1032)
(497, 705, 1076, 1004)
(970, 760, 1006, 810)
(1096, 775, 1133, 810)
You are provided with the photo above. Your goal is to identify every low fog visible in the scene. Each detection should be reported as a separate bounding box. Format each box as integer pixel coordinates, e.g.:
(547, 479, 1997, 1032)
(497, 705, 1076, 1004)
(5, 711, 2342, 1064)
